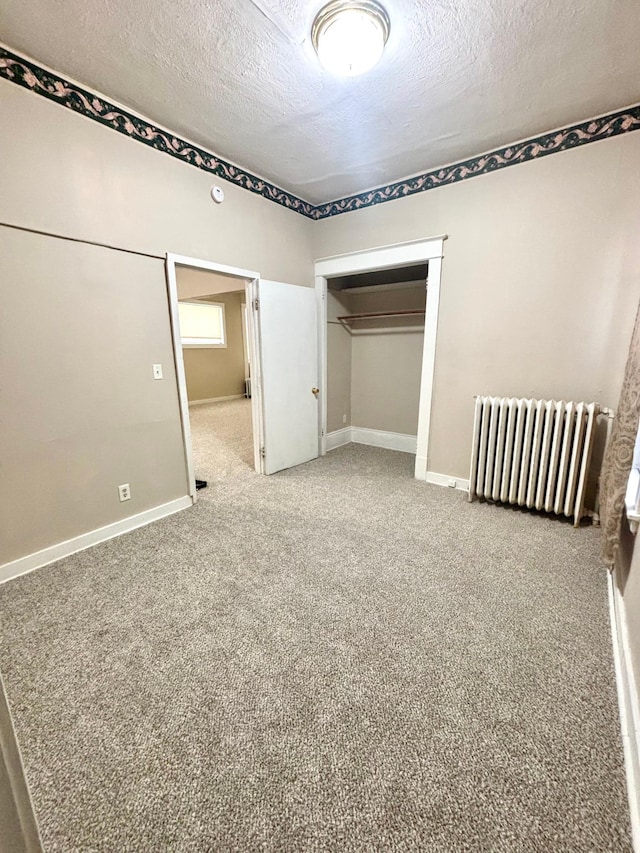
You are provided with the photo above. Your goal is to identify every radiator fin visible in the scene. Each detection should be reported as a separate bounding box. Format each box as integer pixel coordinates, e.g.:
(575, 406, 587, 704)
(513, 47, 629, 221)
(469, 396, 600, 526)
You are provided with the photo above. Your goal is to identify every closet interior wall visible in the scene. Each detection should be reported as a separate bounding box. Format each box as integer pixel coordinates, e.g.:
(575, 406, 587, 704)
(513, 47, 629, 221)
(327, 287, 353, 433)
(326, 266, 428, 441)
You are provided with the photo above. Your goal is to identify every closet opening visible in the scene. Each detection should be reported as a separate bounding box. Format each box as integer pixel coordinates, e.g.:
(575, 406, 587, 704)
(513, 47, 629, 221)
(315, 236, 446, 482)
(325, 263, 428, 463)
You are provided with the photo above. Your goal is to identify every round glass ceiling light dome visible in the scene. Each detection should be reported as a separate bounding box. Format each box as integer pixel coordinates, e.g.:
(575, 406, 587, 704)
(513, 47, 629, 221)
(312, 0, 391, 77)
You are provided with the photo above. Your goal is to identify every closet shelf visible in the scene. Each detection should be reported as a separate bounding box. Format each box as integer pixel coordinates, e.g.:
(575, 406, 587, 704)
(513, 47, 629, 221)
(336, 309, 426, 325)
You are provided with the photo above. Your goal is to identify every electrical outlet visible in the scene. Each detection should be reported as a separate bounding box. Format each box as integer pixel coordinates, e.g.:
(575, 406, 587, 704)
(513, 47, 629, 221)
(152, 363, 163, 380)
(118, 483, 131, 502)
(342, 414, 347, 424)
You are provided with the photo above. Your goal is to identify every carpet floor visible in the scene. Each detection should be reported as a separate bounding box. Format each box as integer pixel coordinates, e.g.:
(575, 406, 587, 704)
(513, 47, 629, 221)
(0, 400, 631, 851)
(189, 398, 255, 485)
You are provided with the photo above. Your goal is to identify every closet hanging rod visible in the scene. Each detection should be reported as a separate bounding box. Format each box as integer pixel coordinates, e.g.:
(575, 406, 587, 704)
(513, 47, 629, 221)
(336, 309, 426, 323)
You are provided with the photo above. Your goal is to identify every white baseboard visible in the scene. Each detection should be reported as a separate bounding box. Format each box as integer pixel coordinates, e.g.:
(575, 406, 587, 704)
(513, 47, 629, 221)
(0, 496, 194, 586)
(415, 454, 428, 480)
(326, 427, 352, 451)
(326, 426, 416, 454)
(609, 565, 640, 850)
(425, 470, 470, 493)
(351, 427, 417, 454)
(188, 394, 245, 406)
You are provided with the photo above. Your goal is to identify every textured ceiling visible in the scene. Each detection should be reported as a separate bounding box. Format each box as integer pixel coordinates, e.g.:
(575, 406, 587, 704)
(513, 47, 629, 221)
(1, 0, 639, 204)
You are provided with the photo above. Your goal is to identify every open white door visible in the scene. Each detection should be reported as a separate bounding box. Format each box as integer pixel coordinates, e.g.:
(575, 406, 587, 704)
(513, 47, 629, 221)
(255, 280, 319, 475)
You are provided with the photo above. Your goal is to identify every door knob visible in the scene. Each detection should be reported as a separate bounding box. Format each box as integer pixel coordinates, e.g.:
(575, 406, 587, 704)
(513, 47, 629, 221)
(312, 387, 319, 397)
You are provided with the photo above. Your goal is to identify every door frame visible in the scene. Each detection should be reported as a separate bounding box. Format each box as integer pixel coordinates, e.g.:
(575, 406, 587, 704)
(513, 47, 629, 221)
(165, 253, 263, 498)
(314, 235, 447, 481)
(0, 673, 43, 852)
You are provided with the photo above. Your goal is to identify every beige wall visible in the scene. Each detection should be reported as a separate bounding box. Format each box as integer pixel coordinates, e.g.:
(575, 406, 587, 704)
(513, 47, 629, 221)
(180, 291, 247, 402)
(314, 133, 640, 479)
(326, 286, 427, 434)
(176, 268, 249, 402)
(0, 78, 314, 568)
(351, 331, 424, 435)
(0, 229, 189, 565)
(0, 81, 314, 282)
(175, 267, 248, 299)
(327, 325, 352, 432)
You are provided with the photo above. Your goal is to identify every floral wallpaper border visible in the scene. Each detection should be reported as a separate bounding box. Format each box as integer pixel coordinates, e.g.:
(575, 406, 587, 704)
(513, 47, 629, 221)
(314, 104, 640, 219)
(1, 46, 639, 221)
(0, 47, 316, 219)
(315, 104, 640, 219)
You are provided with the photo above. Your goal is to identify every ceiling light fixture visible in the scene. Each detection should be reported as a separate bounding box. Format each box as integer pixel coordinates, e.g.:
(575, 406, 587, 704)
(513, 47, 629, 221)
(311, 0, 391, 77)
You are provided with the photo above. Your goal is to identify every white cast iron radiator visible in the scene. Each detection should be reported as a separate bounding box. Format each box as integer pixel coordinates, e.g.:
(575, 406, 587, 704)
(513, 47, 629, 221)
(468, 397, 601, 527)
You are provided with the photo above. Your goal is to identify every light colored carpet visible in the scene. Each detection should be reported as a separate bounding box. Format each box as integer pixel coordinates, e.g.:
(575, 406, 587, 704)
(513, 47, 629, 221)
(0, 402, 631, 851)
(189, 398, 254, 485)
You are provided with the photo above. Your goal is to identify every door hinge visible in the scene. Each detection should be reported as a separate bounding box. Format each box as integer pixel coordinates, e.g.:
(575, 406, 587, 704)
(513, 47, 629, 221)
(253, 298, 260, 311)
(260, 445, 266, 459)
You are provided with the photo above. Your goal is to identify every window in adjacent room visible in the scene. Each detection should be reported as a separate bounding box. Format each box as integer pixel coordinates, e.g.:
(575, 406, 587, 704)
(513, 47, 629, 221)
(178, 300, 226, 348)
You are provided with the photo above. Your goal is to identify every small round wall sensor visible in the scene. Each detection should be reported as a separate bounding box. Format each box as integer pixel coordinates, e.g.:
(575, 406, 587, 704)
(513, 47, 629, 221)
(210, 185, 225, 204)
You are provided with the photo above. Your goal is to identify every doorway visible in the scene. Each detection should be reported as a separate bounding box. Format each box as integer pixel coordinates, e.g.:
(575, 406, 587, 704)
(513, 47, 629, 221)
(166, 254, 263, 498)
(175, 265, 255, 489)
(166, 254, 321, 495)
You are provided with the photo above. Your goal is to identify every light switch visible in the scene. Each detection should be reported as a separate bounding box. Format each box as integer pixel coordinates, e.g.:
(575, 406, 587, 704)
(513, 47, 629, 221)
(153, 363, 163, 380)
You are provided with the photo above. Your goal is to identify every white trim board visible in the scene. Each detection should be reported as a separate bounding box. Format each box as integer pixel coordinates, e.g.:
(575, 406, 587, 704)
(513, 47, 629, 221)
(167, 253, 259, 280)
(326, 427, 416, 454)
(188, 394, 245, 406)
(351, 427, 417, 454)
(0, 496, 193, 585)
(609, 566, 640, 850)
(326, 427, 352, 451)
(315, 236, 447, 278)
(425, 471, 470, 493)
(414, 255, 442, 482)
